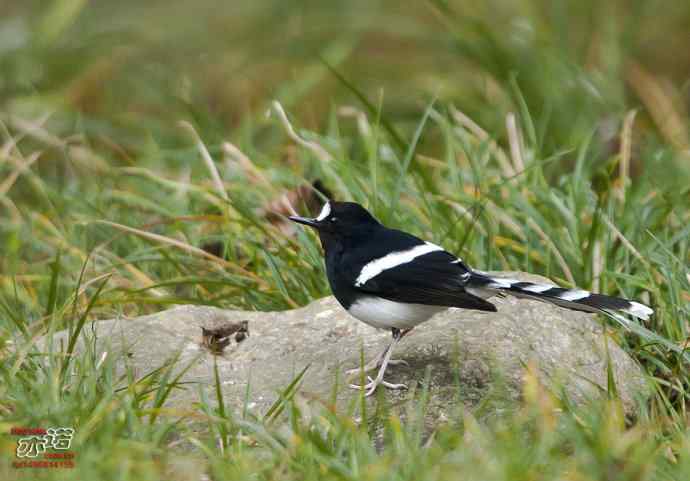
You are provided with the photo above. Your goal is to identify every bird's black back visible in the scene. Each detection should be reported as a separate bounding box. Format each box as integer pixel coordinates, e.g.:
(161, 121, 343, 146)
(323, 223, 496, 313)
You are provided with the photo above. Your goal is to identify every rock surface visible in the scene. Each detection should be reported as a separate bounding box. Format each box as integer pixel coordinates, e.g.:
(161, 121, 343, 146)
(50, 272, 649, 422)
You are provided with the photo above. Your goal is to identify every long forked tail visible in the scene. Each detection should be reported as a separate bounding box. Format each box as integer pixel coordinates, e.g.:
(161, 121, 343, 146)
(467, 272, 653, 320)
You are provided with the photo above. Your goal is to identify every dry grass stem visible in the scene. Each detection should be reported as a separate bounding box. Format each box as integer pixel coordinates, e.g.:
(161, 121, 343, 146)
(178, 121, 228, 201)
(506, 113, 525, 173)
(96, 220, 268, 287)
(526, 218, 576, 285)
(616, 110, 637, 203)
(450, 106, 515, 178)
(270, 101, 332, 163)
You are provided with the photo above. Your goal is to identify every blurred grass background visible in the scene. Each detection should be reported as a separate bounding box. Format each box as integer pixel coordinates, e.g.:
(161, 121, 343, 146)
(4, 0, 690, 158)
(1, 0, 690, 480)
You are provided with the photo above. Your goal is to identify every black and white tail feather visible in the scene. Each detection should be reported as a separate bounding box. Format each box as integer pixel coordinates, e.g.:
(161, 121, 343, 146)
(466, 271, 653, 320)
(467, 272, 686, 361)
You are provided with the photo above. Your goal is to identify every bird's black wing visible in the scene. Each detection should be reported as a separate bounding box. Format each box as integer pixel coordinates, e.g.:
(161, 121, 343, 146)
(354, 248, 497, 312)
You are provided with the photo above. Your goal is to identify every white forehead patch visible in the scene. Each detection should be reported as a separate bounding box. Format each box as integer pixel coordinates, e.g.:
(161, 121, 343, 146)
(315, 202, 331, 221)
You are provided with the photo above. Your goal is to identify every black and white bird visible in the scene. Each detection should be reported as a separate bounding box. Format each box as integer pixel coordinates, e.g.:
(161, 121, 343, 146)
(289, 201, 653, 396)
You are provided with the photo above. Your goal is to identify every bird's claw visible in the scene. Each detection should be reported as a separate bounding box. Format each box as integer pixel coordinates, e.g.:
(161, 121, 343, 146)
(380, 380, 408, 390)
(344, 359, 408, 377)
(345, 363, 377, 377)
(349, 376, 408, 396)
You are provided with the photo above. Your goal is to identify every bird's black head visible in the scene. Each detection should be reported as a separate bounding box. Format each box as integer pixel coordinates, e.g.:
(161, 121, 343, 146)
(289, 201, 380, 245)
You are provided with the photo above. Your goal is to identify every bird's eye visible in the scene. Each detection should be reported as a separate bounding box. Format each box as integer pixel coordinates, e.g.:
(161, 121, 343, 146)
(330, 217, 338, 222)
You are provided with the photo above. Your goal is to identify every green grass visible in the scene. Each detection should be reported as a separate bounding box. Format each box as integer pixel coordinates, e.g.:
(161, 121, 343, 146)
(1, 0, 690, 479)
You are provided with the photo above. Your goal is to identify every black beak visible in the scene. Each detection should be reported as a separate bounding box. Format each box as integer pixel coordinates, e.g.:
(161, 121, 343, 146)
(289, 216, 320, 228)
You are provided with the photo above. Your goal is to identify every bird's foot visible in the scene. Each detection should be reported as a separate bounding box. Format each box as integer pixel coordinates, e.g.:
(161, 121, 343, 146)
(347, 328, 410, 396)
(349, 376, 408, 397)
(344, 358, 408, 377)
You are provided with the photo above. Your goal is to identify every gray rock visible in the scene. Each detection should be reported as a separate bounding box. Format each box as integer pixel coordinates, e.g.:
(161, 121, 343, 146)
(49, 272, 649, 424)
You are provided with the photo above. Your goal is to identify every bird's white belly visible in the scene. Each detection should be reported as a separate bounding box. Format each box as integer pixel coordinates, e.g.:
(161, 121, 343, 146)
(347, 296, 446, 330)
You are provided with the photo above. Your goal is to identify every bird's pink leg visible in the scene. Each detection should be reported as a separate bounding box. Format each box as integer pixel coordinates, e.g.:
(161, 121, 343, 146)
(348, 328, 411, 396)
